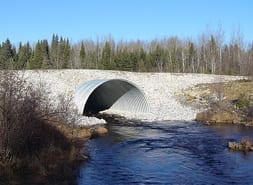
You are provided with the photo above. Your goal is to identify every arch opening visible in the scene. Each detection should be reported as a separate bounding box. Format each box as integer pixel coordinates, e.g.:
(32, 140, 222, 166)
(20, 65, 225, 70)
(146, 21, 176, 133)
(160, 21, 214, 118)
(74, 79, 149, 116)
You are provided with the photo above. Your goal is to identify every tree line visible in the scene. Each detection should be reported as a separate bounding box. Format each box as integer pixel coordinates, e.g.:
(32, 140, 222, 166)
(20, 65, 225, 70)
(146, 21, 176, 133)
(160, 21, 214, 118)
(0, 33, 253, 75)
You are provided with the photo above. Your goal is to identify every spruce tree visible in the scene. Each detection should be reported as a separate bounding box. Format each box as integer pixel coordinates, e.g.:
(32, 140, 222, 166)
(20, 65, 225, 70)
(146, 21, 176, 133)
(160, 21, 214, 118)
(0, 39, 16, 69)
(137, 47, 147, 71)
(41, 40, 51, 69)
(79, 42, 86, 68)
(30, 41, 43, 69)
(17, 42, 32, 69)
(188, 42, 196, 73)
(58, 38, 71, 69)
(51, 34, 59, 69)
(102, 41, 111, 69)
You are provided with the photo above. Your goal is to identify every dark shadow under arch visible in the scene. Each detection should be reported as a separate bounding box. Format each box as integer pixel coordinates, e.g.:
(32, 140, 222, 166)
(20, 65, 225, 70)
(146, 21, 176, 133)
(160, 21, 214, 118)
(74, 79, 149, 116)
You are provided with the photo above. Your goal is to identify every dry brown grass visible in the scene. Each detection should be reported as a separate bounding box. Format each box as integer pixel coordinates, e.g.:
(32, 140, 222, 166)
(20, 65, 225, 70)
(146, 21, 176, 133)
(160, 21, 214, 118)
(180, 80, 252, 103)
(200, 80, 253, 101)
(181, 79, 253, 125)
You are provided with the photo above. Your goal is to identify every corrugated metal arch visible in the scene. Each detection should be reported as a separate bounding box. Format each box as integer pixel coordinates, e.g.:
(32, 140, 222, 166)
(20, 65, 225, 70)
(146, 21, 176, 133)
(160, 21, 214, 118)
(74, 79, 149, 116)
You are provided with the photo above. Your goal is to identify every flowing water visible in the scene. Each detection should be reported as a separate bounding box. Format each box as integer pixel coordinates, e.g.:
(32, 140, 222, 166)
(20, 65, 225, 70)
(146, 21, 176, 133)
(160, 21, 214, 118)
(78, 120, 253, 185)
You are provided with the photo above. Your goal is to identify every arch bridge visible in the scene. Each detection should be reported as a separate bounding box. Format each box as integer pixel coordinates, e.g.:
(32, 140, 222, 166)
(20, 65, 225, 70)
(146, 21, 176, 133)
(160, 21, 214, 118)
(74, 79, 149, 116)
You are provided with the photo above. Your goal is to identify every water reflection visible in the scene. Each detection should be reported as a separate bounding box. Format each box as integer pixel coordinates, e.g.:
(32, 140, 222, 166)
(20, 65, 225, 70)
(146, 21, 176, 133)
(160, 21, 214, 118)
(79, 121, 253, 185)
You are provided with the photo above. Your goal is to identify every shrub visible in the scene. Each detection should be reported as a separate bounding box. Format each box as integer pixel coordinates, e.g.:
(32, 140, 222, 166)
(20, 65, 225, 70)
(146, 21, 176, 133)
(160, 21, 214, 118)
(0, 71, 86, 184)
(236, 94, 250, 109)
(0, 71, 72, 161)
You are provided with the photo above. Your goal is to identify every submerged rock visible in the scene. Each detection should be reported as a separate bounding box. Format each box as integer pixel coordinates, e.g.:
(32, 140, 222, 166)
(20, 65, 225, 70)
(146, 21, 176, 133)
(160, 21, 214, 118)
(228, 141, 253, 152)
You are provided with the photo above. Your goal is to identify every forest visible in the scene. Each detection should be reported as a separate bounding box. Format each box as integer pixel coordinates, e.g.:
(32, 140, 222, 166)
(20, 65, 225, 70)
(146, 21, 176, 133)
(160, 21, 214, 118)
(0, 31, 253, 76)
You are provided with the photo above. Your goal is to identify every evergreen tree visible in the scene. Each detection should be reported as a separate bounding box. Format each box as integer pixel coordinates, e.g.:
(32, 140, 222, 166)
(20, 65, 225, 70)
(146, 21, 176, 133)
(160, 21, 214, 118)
(17, 42, 32, 69)
(115, 46, 129, 71)
(79, 42, 86, 68)
(58, 38, 71, 69)
(51, 34, 59, 69)
(208, 35, 218, 74)
(102, 41, 112, 69)
(149, 45, 163, 72)
(0, 39, 16, 69)
(222, 44, 230, 74)
(0, 30, 252, 75)
(30, 40, 50, 69)
(129, 51, 138, 71)
(95, 41, 101, 69)
(41, 40, 51, 69)
(188, 42, 196, 73)
(30, 41, 43, 69)
(137, 47, 147, 71)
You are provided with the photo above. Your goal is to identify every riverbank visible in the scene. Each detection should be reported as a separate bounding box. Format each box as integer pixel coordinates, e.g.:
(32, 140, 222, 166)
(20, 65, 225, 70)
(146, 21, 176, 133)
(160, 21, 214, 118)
(0, 121, 84, 184)
(179, 79, 253, 126)
(0, 119, 108, 185)
(0, 71, 108, 185)
(22, 69, 244, 123)
(0, 70, 250, 184)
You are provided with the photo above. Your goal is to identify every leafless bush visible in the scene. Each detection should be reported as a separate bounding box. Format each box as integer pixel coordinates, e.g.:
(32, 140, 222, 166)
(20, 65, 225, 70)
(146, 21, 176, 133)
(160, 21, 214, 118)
(0, 71, 74, 161)
(53, 93, 78, 126)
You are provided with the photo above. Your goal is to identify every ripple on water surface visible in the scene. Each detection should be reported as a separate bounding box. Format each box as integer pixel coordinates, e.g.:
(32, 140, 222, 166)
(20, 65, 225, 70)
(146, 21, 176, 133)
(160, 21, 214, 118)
(79, 121, 253, 185)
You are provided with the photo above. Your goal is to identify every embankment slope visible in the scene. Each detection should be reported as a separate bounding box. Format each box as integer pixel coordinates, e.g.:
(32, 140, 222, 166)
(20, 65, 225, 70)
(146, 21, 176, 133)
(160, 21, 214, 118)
(23, 70, 243, 123)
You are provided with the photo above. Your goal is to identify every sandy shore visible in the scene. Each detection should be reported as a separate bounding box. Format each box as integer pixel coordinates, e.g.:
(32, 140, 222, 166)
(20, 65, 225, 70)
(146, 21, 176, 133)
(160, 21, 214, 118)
(22, 70, 243, 124)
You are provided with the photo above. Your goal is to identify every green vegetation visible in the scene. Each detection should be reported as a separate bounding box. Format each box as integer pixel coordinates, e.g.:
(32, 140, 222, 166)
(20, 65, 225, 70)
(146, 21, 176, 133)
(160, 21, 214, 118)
(0, 32, 253, 76)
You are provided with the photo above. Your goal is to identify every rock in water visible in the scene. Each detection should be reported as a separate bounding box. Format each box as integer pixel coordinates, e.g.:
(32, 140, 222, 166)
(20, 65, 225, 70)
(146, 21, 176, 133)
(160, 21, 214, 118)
(90, 127, 108, 138)
(228, 141, 253, 152)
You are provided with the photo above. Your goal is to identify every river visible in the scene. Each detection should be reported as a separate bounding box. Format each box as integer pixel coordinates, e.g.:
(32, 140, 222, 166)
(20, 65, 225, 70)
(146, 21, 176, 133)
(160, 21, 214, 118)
(78, 120, 253, 185)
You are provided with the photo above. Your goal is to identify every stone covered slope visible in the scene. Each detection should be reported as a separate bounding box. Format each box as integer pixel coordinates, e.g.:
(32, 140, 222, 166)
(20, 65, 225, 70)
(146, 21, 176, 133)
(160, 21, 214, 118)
(23, 70, 243, 123)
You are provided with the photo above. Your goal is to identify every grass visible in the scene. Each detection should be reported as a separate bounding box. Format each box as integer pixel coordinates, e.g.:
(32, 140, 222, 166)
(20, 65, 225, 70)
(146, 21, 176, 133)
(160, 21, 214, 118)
(204, 80, 253, 101)
(180, 79, 253, 125)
